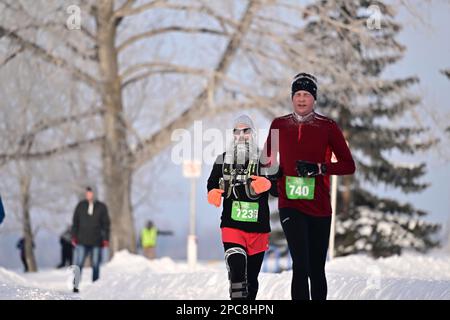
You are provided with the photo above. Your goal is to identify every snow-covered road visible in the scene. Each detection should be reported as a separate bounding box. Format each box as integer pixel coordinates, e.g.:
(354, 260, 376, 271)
(1, 251, 450, 300)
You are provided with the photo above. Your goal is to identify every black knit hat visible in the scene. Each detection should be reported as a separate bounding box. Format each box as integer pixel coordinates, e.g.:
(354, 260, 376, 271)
(291, 73, 318, 100)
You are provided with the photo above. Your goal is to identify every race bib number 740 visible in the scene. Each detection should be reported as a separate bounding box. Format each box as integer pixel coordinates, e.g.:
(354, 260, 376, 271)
(285, 176, 315, 200)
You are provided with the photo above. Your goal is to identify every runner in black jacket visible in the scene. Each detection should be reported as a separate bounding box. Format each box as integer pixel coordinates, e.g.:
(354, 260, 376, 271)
(207, 115, 278, 300)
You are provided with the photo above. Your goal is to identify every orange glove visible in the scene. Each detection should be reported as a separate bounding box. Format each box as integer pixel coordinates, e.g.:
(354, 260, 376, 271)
(250, 175, 271, 194)
(208, 189, 224, 207)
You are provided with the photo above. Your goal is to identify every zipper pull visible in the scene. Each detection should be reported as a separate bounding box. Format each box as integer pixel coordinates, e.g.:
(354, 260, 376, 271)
(298, 123, 303, 141)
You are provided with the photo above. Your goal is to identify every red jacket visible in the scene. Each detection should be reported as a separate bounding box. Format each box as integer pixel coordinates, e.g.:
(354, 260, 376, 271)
(262, 112, 355, 217)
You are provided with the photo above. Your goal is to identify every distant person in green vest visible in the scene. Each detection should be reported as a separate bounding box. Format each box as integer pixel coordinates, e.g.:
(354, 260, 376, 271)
(140, 220, 173, 260)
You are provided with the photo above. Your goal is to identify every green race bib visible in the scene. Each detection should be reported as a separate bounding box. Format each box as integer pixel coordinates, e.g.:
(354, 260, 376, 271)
(231, 201, 259, 222)
(285, 176, 315, 200)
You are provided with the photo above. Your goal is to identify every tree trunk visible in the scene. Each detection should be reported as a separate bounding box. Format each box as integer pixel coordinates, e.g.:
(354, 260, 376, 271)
(97, 0, 136, 254)
(132, 0, 260, 168)
(20, 174, 37, 272)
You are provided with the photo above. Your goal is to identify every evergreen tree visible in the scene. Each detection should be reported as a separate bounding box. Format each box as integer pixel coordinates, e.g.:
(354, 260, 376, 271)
(292, 1, 440, 257)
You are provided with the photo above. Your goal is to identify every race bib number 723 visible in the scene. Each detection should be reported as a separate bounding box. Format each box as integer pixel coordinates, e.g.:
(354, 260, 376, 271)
(231, 201, 259, 222)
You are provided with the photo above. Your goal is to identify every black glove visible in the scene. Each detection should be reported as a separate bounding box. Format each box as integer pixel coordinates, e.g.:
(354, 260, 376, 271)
(296, 160, 319, 177)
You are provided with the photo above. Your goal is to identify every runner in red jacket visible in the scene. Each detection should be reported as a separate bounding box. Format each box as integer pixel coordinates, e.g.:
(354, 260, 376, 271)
(262, 73, 355, 300)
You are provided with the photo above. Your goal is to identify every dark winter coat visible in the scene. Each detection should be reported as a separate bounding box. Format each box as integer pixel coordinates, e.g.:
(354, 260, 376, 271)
(0, 196, 5, 225)
(71, 200, 110, 246)
(60, 229, 72, 245)
(16, 238, 34, 252)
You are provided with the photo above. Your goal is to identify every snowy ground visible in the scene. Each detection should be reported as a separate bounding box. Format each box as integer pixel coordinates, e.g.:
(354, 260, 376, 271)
(1, 250, 450, 300)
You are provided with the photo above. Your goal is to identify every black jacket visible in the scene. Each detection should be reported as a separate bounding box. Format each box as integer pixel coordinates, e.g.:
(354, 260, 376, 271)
(0, 196, 5, 225)
(207, 152, 277, 233)
(60, 229, 72, 245)
(72, 200, 110, 246)
(16, 238, 34, 251)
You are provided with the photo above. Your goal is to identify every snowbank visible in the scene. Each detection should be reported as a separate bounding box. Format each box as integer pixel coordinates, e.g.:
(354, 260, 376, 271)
(0, 267, 76, 300)
(1, 250, 449, 300)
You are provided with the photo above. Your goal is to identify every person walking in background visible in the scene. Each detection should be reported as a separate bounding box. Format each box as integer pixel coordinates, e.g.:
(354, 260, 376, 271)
(57, 225, 73, 268)
(140, 220, 173, 260)
(71, 186, 110, 293)
(16, 237, 34, 272)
